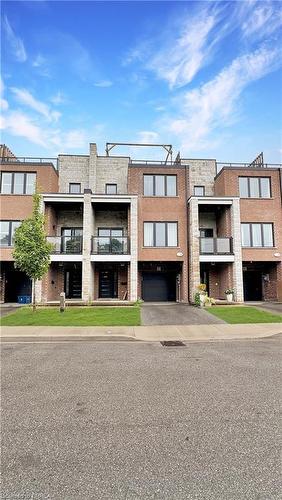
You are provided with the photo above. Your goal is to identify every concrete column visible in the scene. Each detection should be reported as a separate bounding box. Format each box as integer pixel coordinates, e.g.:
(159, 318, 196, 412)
(82, 191, 95, 302)
(188, 198, 200, 302)
(34, 279, 42, 304)
(129, 197, 138, 301)
(231, 198, 244, 302)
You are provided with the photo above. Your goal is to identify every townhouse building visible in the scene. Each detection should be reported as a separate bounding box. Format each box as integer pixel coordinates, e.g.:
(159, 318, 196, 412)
(0, 143, 281, 304)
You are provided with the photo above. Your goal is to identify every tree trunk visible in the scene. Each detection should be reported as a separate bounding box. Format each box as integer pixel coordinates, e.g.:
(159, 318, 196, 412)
(32, 278, 36, 312)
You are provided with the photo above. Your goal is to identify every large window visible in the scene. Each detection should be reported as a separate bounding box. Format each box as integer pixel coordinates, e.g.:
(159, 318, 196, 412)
(0, 172, 36, 195)
(144, 222, 178, 247)
(239, 177, 271, 198)
(241, 223, 274, 247)
(143, 175, 177, 196)
(0, 220, 22, 246)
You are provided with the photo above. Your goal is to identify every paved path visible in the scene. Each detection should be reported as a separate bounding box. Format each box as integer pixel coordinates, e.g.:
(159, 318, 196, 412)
(2, 337, 281, 499)
(141, 303, 224, 325)
(0, 304, 22, 317)
(1, 323, 281, 342)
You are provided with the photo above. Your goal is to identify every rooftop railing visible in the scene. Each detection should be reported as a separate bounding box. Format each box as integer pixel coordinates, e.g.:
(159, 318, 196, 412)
(0, 156, 58, 169)
(216, 162, 282, 174)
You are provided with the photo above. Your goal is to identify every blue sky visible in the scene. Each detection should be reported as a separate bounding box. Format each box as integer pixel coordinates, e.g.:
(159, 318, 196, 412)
(1, 0, 282, 162)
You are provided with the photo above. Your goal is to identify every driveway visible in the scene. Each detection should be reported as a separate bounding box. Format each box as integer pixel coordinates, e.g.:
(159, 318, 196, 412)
(141, 303, 225, 325)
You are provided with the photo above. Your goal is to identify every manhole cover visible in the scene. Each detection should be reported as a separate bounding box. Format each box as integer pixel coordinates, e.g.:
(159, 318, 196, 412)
(160, 341, 186, 347)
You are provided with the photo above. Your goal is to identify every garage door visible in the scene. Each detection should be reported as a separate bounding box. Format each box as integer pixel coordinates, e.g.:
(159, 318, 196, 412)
(142, 273, 176, 302)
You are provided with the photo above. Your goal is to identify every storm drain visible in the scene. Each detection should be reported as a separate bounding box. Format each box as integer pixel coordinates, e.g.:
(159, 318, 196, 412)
(160, 340, 186, 347)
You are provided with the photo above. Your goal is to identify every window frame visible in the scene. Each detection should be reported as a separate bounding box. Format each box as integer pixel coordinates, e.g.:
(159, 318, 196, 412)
(143, 174, 177, 197)
(241, 222, 274, 248)
(98, 227, 124, 237)
(0, 220, 22, 247)
(69, 183, 81, 194)
(194, 185, 205, 196)
(143, 221, 178, 247)
(105, 183, 117, 195)
(238, 176, 271, 198)
(0, 171, 36, 195)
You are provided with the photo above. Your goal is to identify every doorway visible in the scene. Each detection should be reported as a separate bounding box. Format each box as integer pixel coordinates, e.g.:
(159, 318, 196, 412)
(243, 270, 262, 301)
(64, 265, 82, 299)
(99, 269, 118, 298)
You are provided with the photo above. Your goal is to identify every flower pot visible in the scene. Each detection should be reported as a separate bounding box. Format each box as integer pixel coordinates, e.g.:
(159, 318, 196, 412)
(205, 302, 212, 307)
(199, 294, 206, 307)
(226, 293, 233, 302)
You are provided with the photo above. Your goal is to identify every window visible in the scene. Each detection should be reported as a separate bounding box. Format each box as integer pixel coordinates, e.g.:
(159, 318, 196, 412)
(69, 183, 81, 194)
(144, 222, 178, 247)
(0, 172, 36, 195)
(194, 186, 205, 196)
(143, 175, 177, 196)
(106, 184, 117, 194)
(239, 177, 271, 198)
(241, 223, 274, 247)
(0, 220, 21, 246)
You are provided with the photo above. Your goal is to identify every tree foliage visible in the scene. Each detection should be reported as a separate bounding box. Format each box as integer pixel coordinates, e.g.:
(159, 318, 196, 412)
(13, 192, 52, 282)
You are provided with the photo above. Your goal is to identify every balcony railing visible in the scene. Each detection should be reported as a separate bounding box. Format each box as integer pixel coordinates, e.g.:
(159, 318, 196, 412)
(92, 236, 130, 254)
(0, 156, 58, 169)
(200, 237, 233, 255)
(47, 236, 83, 254)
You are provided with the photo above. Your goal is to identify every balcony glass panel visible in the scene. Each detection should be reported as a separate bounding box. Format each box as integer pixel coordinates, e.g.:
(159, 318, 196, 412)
(200, 238, 214, 253)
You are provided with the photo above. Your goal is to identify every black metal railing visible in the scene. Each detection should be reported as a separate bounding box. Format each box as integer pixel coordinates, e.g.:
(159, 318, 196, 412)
(216, 162, 281, 174)
(47, 236, 83, 254)
(91, 236, 130, 254)
(0, 156, 58, 169)
(200, 237, 233, 255)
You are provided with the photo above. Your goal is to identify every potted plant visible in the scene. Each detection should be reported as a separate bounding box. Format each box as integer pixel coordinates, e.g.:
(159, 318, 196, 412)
(225, 288, 234, 302)
(204, 296, 216, 307)
(197, 284, 207, 307)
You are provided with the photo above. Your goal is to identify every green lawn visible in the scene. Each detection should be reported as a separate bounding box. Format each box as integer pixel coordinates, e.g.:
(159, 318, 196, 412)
(207, 306, 282, 324)
(1, 306, 141, 326)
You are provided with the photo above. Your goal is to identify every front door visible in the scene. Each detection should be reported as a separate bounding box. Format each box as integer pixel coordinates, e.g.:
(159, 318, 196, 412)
(99, 270, 118, 298)
(64, 266, 82, 299)
(243, 271, 262, 301)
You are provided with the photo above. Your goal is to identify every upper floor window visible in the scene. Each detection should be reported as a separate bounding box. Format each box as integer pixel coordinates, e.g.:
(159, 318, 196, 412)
(0, 172, 36, 195)
(106, 183, 117, 194)
(143, 175, 177, 196)
(239, 177, 271, 198)
(144, 222, 178, 247)
(241, 223, 274, 247)
(0, 220, 21, 246)
(194, 186, 205, 196)
(69, 183, 81, 194)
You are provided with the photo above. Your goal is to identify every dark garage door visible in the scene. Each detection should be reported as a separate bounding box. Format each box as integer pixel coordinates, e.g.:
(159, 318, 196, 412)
(142, 273, 176, 302)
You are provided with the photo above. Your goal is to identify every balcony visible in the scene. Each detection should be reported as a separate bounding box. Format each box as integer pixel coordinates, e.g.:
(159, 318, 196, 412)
(92, 236, 130, 254)
(200, 237, 233, 255)
(47, 236, 83, 254)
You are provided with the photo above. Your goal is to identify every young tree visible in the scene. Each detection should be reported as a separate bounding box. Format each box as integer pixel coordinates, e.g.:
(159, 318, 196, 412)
(13, 193, 53, 311)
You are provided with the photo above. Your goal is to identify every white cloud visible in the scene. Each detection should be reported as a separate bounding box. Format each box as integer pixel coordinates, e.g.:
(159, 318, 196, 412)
(32, 54, 46, 67)
(241, 1, 282, 39)
(137, 131, 159, 144)
(2, 15, 27, 62)
(10, 87, 61, 122)
(149, 10, 219, 89)
(163, 45, 282, 152)
(94, 80, 113, 88)
(50, 92, 65, 105)
(0, 111, 46, 146)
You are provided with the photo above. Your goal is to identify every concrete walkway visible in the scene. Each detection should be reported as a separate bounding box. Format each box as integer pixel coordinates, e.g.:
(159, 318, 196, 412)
(1, 323, 281, 342)
(247, 302, 282, 314)
(141, 303, 225, 325)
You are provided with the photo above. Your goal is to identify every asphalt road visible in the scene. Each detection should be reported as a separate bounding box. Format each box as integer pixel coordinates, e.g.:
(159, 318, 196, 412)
(1, 337, 281, 500)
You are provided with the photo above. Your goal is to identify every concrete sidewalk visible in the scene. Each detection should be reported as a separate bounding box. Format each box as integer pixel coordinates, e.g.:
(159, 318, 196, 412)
(1, 323, 281, 342)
